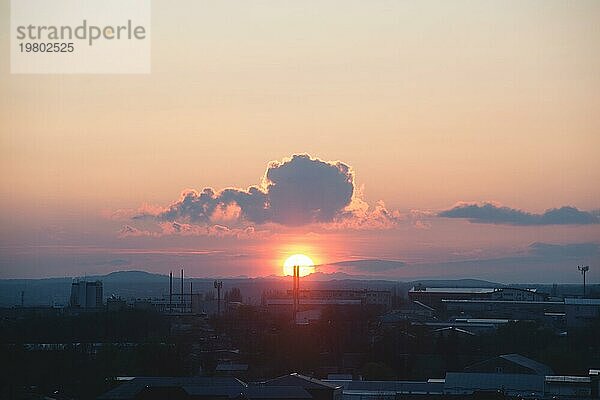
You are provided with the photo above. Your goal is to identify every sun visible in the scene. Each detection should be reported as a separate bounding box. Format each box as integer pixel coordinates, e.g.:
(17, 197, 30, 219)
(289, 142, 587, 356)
(283, 254, 315, 277)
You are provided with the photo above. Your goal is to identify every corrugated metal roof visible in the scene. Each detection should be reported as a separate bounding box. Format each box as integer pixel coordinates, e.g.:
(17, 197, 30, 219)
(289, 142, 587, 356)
(345, 380, 444, 394)
(499, 354, 554, 375)
(266, 299, 362, 305)
(443, 299, 563, 305)
(432, 327, 476, 336)
(216, 363, 249, 372)
(182, 386, 244, 397)
(265, 373, 341, 390)
(545, 376, 591, 383)
(565, 298, 600, 305)
(246, 385, 313, 399)
(444, 373, 544, 394)
(97, 377, 247, 400)
(410, 287, 496, 294)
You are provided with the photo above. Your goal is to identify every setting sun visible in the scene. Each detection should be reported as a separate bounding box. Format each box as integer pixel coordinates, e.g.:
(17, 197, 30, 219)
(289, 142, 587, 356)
(283, 254, 315, 277)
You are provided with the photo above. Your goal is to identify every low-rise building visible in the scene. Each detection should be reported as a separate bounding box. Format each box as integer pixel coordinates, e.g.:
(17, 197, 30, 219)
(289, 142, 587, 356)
(464, 353, 554, 376)
(443, 299, 564, 321)
(264, 373, 342, 400)
(565, 298, 600, 328)
(444, 372, 545, 397)
(409, 286, 547, 309)
(265, 289, 392, 314)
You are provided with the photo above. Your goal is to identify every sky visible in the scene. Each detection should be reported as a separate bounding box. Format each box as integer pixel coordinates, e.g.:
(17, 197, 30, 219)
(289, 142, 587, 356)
(0, 1, 599, 283)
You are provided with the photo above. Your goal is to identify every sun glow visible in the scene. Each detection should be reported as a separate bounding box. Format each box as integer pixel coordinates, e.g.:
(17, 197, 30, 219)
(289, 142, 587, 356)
(283, 254, 315, 277)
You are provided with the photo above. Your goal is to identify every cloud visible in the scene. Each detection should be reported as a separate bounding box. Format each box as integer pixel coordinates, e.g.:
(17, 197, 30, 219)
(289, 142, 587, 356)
(118, 225, 158, 238)
(529, 242, 599, 258)
(129, 154, 401, 234)
(322, 259, 406, 273)
(396, 242, 599, 283)
(78, 258, 132, 267)
(438, 202, 599, 226)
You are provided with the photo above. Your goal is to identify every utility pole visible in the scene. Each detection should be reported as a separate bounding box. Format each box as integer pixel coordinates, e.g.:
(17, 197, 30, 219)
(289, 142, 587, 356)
(181, 269, 184, 304)
(293, 265, 300, 323)
(578, 265, 589, 298)
(169, 271, 173, 313)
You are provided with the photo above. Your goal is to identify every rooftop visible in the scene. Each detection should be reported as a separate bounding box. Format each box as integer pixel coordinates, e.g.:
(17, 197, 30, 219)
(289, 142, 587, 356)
(344, 380, 444, 394)
(264, 373, 341, 390)
(499, 354, 554, 376)
(216, 363, 249, 372)
(97, 377, 247, 400)
(564, 298, 600, 305)
(444, 373, 544, 394)
(246, 385, 313, 399)
(545, 376, 591, 384)
(410, 287, 496, 294)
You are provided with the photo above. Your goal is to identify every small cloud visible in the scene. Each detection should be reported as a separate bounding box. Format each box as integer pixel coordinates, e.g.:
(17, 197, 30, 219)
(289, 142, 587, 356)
(322, 259, 406, 273)
(118, 225, 157, 238)
(438, 202, 599, 226)
(79, 258, 132, 267)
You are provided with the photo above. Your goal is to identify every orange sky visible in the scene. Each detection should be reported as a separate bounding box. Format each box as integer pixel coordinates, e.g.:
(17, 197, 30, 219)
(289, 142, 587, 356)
(0, 1, 599, 281)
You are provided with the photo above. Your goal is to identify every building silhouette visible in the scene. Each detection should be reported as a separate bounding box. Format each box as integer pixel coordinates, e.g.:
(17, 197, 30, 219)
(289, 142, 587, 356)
(70, 280, 103, 308)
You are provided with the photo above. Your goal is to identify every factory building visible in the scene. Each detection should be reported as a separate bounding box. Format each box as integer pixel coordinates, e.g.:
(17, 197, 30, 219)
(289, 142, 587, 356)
(408, 286, 546, 309)
(265, 289, 392, 315)
(442, 299, 565, 321)
(564, 298, 600, 328)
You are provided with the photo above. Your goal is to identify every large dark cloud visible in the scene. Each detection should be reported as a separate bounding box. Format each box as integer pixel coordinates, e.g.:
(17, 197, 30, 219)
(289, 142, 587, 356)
(136, 154, 355, 227)
(266, 155, 353, 225)
(438, 203, 599, 226)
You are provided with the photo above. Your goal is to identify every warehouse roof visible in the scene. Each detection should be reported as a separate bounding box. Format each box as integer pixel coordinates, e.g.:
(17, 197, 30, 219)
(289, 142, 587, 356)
(409, 287, 496, 294)
(246, 385, 313, 399)
(444, 373, 544, 394)
(97, 377, 247, 400)
(345, 380, 444, 394)
(264, 373, 341, 390)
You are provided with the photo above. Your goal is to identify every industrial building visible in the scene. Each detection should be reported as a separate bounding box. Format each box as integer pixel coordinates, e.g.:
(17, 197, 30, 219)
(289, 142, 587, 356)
(463, 353, 554, 375)
(97, 374, 342, 400)
(564, 298, 600, 328)
(69, 280, 103, 308)
(408, 286, 546, 309)
(265, 289, 392, 314)
(97, 362, 600, 400)
(442, 299, 565, 321)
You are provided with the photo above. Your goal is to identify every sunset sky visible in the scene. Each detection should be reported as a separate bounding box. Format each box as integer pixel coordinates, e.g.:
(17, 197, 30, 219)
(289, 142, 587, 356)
(1, 1, 599, 282)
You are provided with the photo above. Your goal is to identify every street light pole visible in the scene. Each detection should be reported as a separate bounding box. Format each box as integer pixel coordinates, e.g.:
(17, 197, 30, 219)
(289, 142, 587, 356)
(578, 265, 589, 298)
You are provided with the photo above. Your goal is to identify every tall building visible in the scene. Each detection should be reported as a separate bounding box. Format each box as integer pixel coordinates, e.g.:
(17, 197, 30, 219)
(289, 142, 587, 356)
(70, 280, 103, 308)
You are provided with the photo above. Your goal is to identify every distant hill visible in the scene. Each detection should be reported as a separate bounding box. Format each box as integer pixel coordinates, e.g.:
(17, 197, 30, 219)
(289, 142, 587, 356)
(407, 278, 502, 288)
(95, 270, 168, 283)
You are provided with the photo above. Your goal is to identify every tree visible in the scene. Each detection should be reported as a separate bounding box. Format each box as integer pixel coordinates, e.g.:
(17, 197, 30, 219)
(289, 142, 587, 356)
(224, 287, 242, 303)
(204, 290, 215, 301)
